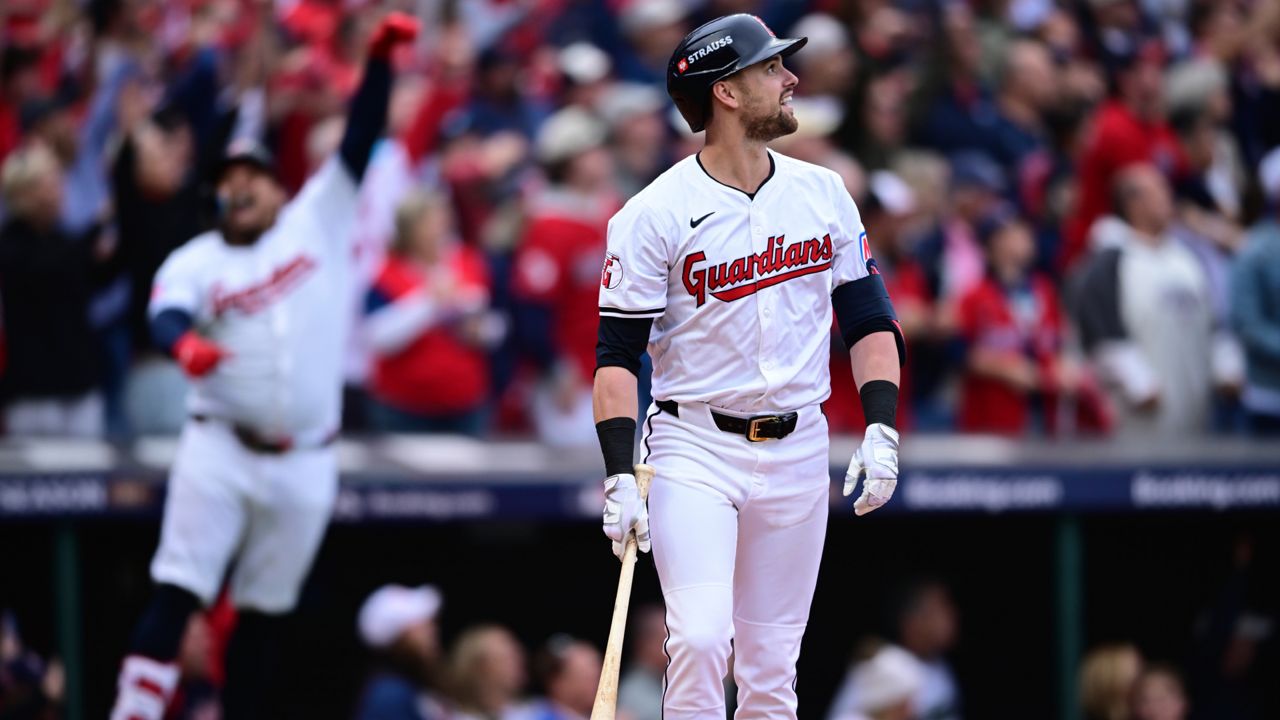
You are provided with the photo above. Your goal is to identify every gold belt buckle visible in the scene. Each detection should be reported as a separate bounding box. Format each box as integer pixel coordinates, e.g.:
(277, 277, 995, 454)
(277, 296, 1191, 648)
(747, 416, 780, 442)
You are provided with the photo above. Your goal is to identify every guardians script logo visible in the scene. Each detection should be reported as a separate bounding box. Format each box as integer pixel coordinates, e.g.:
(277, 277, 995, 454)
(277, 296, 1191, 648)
(682, 234, 833, 307)
(211, 254, 318, 316)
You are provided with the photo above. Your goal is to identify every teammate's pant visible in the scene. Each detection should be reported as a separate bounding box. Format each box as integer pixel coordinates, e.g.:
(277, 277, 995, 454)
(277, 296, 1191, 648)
(151, 418, 338, 611)
(643, 402, 830, 720)
(112, 419, 337, 720)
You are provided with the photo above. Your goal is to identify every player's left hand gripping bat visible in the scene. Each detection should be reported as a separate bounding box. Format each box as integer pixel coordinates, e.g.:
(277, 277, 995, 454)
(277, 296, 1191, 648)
(590, 463, 654, 720)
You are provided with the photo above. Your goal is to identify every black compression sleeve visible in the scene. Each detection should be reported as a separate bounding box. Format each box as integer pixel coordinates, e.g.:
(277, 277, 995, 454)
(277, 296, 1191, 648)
(833, 274, 906, 365)
(860, 379, 899, 429)
(338, 57, 392, 181)
(596, 316, 653, 376)
(596, 417, 637, 477)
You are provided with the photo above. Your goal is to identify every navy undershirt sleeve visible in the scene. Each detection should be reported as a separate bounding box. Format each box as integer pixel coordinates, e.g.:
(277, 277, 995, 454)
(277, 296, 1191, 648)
(596, 316, 652, 377)
(151, 308, 194, 356)
(832, 274, 906, 365)
(338, 58, 392, 182)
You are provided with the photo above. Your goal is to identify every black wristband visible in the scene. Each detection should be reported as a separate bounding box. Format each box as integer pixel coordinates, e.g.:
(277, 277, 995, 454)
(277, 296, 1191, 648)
(596, 417, 637, 477)
(860, 380, 899, 429)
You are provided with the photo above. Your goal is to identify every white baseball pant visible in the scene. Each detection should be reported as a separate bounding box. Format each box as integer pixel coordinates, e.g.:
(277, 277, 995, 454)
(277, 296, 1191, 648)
(642, 401, 830, 719)
(150, 419, 338, 613)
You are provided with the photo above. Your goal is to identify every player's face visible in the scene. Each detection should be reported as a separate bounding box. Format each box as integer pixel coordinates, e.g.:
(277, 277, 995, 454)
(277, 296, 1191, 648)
(734, 56, 799, 142)
(217, 164, 285, 238)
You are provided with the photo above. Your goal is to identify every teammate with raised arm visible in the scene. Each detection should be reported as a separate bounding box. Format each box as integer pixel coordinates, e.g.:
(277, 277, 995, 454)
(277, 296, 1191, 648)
(110, 14, 420, 720)
(593, 15, 906, 718)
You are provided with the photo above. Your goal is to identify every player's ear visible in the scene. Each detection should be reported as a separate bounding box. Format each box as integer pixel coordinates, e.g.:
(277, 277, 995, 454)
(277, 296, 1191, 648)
(711, 79, 740, 111)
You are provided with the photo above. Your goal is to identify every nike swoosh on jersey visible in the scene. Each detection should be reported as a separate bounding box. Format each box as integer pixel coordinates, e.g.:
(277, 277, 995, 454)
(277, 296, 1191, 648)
(690, 212, 715, 228)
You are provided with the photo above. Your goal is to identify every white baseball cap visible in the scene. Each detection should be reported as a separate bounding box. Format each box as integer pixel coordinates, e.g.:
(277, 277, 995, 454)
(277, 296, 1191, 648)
(535, 107, 608, 164)
(357, 584, 442, 649)
(847, 645, 924, 713)
(619, 0, 687, 36)
(559, 42, 612, 85)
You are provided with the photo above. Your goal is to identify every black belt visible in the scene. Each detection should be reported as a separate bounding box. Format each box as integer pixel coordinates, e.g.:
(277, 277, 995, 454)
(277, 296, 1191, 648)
(656, 400, 798, 442)
(191, 415, 337, 454)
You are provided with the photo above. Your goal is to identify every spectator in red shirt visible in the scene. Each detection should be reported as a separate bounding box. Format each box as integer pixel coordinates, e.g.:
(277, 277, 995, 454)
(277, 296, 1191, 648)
(1061, 39, 1184, 269)
(512, 108, 618, 447)
(364, 190, 501, 436)
(956, 208, 1075, 435)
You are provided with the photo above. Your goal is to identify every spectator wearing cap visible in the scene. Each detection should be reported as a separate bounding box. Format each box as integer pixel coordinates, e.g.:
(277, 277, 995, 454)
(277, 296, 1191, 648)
(786, 14, 858, 101)
(464, 45, 552, 141)
(523, 635, 602, 720)
(829, 578, 962, 720)
(1163, 60, 1249, 432)
(0, 143, 121, 437)
(613, 0, 689, 86)
(364, 190, 499, 436)
(893, 578, 962, 720)
(1070, 164, 1213, 437)
(955, 208, 1081, 435)
(1061, 37, 1184, 269)
(556, 43, 614, 114)
(828, 642, 924, 720)
(598, 83, 670, 199)
(355, 584, 449, 720)
(511, 108, 618, 447)
(917, 151, 1007, 305)
(448, 624, 528, 720)
(1230, 149, 1280, 435)
(1166, 58, 1242, 220)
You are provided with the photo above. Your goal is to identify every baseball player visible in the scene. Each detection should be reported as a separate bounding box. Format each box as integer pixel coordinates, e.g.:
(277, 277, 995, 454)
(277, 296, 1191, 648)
(109, 14, 420, 720)
(593, 15, 906, 719)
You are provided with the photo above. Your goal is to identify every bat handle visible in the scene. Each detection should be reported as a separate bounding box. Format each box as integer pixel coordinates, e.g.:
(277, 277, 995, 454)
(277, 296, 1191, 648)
(590, 463, 655, 720)
(634, 463, 654, 500)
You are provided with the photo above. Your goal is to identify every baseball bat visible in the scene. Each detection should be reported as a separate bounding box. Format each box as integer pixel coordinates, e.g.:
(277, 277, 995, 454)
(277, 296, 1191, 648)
(590, 463, 654, 720)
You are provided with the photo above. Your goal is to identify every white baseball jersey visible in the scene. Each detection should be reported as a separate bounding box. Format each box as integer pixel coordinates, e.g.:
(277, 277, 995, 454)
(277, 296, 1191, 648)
(599, 149, 871, 412)
(150, 157, 359, 436)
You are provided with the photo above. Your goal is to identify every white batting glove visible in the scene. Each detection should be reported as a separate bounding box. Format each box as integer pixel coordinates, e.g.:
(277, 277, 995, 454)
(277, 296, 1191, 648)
(844, 423, 900, 516)
(602, 473, 651, 560)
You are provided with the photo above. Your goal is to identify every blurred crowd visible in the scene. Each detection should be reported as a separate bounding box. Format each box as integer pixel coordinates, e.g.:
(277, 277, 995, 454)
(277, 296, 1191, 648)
(4, 552, 1275, 719)
(2, 0, 1280, 442)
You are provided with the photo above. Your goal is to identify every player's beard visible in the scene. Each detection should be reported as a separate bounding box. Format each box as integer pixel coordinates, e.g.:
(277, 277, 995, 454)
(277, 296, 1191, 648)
(741, 97, 798, 143)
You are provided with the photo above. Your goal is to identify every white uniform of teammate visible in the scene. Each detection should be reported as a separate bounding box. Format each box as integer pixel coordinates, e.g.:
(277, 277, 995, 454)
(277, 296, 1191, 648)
(111, 17, 420, 720)
(600, 148, 877, 716)
(147, 155, 357, 611)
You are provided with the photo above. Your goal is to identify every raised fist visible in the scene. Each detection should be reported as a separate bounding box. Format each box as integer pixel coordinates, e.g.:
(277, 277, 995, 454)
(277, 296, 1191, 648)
(368, 12, 420, 60)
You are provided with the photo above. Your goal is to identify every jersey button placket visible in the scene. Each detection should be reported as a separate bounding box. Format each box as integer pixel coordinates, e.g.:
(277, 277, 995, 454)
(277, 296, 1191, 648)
(751, 210, 778, 392)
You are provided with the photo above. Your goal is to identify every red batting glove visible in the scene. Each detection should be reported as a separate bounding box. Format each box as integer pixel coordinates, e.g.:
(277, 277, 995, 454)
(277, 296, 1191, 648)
(173, 331, 228, 378)
(368, 12, 420, 60)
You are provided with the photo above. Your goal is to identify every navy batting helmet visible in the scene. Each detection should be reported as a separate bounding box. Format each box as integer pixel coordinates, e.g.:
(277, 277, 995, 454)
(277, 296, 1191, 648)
(667, 14, 807, 133)
(218, 137, 276, 181)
